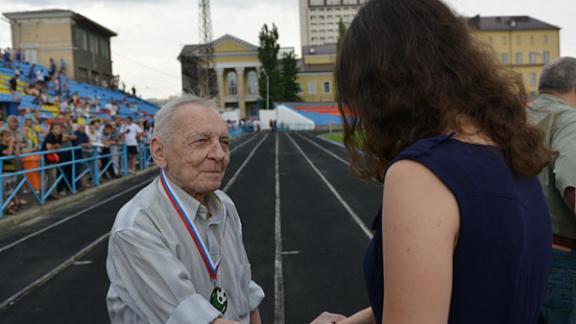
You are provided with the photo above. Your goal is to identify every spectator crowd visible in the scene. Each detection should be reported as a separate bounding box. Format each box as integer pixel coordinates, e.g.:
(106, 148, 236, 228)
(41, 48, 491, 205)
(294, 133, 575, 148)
(1, 47, 155, 215)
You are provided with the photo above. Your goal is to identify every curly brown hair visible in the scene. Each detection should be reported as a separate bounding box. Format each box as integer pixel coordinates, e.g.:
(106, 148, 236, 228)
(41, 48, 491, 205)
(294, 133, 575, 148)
(336, 0, 554, 182)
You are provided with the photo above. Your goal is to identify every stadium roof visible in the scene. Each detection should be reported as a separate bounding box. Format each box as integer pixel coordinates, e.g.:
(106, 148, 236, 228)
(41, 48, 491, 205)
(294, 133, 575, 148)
(3, 9, 117, 37)
(467, 15, 560, 31)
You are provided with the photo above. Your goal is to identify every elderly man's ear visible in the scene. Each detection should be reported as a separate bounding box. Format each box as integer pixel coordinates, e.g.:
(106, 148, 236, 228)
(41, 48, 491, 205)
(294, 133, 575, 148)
(151, 138, 167, 168)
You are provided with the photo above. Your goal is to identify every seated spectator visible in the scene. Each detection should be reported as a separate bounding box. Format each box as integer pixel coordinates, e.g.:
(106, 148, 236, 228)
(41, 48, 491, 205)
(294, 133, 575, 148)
(59, 97, 69, 115)
(0, 129, 22, 214)
(3, 48, 12, 67)
(27, 64, 36, 83)
(59, 58, 66, 76)
(9, 74, 17, 91)
(48, 58, 56, 78)
(35, 68, 45, 85)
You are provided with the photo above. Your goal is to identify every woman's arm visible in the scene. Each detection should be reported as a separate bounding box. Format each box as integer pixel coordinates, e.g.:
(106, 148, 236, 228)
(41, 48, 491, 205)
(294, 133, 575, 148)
(380, 160, 459, 324)
(337, 307, 375, 324)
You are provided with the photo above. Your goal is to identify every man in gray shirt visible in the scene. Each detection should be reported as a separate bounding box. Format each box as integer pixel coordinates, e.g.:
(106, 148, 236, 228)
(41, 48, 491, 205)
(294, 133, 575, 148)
(106, 96, 264, 324)
(528, 57, 576, 323)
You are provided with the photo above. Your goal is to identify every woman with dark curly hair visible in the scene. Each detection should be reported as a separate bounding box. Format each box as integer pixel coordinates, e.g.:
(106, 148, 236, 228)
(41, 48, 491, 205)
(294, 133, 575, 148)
(311, 0, 555, 323)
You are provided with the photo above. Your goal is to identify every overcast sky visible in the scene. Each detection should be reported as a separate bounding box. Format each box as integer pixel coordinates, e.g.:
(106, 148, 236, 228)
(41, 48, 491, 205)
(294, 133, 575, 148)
(1, 0, 574, 99)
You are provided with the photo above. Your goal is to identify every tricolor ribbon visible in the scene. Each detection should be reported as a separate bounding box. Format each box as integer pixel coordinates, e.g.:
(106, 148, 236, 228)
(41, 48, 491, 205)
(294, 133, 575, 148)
(160, 171, 221, 282)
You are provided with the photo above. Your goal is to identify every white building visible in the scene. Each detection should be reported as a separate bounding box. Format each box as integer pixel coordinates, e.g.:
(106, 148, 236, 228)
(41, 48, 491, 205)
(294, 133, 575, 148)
(299, 0, 367, 47)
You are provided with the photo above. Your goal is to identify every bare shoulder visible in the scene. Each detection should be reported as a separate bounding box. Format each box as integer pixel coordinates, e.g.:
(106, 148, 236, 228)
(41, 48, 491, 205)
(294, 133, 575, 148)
(383, 159, 459, 235)
(385, 159, 448, 192)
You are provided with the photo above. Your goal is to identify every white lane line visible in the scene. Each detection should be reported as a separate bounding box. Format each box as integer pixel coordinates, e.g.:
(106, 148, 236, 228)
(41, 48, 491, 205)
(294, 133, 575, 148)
(287, 134, 373, 239)
(0, 181, 150, 254)
(231, 133, 257, 153)
(274, 133, 285, 324)
(0, 232, 110, 311)
(223, 134, 268, 193)
(0, 134, 268, 310)
(296, 133, 350, 166)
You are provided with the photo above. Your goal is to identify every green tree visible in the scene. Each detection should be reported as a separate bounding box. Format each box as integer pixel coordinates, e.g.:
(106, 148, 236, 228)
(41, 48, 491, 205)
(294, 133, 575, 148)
(279, 52, 301, 102)
(257, 23, 282, 109)
(337, 18, 348, 54)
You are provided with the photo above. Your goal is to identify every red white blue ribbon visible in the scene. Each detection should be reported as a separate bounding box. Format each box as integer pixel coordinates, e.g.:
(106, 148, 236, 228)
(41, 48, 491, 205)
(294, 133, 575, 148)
(160, 171, 220, 281)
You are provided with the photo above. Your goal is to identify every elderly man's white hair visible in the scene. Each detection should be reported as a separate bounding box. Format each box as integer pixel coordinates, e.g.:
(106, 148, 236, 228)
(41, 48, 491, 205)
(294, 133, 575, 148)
(153, 95, 221, 143)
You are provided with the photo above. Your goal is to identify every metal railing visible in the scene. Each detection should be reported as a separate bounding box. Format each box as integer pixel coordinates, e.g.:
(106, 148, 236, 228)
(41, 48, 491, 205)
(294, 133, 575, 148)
(0, 144, 152, 218)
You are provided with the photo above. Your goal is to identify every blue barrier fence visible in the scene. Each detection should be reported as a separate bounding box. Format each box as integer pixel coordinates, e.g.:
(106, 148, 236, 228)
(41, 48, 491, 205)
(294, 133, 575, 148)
(0, 144, 152, 219)
(0, 127, 248, 219)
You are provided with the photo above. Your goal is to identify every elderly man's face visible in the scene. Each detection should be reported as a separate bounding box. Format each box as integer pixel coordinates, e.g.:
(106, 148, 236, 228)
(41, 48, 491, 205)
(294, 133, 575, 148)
(161, 105, 230, 196)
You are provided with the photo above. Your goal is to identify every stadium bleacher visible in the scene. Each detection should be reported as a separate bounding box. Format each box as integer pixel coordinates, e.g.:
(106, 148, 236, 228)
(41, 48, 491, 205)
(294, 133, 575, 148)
(289, 104, 343, 126)
(0, 59, 158, 122)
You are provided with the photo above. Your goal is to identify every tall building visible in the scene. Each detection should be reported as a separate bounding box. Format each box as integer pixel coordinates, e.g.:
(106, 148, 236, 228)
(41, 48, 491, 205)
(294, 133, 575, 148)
(299, 0, 366, 47)
(179, 34, 261, 117)
(468, 15, 560, 96)
(298, 43, 337, 102)
(3, 9, 117, 86)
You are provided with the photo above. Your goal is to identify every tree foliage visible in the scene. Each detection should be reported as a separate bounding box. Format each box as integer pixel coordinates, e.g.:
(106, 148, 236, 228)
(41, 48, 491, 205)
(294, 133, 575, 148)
(257, 23, 300, 108)
(280, 52, 301, 102)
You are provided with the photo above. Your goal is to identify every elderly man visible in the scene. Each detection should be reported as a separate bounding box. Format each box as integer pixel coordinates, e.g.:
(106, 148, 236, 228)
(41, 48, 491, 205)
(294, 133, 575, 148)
(106, 95, 264, 324)
(528, 57, 576, 323)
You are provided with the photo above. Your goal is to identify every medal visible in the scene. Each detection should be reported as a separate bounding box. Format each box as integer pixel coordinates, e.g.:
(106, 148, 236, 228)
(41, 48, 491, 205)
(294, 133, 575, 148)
(210, 286, 228, 314)
(160, 171, 229, 314)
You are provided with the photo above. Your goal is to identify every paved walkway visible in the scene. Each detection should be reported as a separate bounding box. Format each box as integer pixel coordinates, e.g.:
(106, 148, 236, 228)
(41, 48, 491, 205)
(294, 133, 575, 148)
(0, 132, 383, 323)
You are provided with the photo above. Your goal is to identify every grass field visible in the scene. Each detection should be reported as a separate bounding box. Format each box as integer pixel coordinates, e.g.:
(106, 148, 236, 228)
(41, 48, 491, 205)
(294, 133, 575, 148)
(320, 132, 344, 143)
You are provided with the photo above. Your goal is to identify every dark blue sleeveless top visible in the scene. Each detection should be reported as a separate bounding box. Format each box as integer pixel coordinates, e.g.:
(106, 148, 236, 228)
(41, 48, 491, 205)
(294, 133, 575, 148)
(363, 134, 552, 324)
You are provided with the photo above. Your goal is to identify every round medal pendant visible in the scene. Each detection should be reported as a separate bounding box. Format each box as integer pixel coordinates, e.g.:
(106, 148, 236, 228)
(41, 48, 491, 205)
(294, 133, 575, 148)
(210, 286, 228, 314)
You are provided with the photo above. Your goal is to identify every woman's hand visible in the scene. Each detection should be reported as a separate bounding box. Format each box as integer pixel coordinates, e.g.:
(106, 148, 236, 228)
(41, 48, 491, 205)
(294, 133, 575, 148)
(310, 311, 347, 324)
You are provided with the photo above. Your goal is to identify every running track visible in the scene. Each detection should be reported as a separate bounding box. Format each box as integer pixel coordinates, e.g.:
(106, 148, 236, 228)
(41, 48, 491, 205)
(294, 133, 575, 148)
(0, 132, 383, 324)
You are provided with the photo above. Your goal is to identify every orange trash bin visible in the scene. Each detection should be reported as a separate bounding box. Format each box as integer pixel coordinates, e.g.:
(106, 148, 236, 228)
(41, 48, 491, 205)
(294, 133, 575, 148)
(21, 155, 41, 192)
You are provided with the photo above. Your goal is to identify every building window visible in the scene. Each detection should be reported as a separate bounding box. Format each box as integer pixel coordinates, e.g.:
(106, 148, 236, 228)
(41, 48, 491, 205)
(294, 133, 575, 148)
(247, 71, 258, 95)
(78, 67, 89, 83)
(502, 36, 507, 45)
(544, 35, 549, 44)
(310, 0, 324, 5)
(227, 71, 237, 95)
(343, 0, 358, 4)
(89, 34, 99, 55)
(323, 81, 330, 93)
(529, 72, 537, 88)
(501, 53, 509, 65)
(100, 39, 109, 58)
(515, 36, 521, 45)
(543, 51, 550, 64)
(23, 49, 38, 64)
(308, 81, 317, 95)
(529, 52, 537, 64)
(91, 70, 100, 85)
(515, 52, 523, 65)
(326, 0, 341, 4)
(530, 35, 535, 45)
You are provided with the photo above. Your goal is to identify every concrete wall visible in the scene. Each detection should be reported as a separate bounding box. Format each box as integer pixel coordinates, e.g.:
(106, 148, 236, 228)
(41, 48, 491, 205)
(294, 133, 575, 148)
(11, 17, 74, 75)
(297, 72, 335, 102)
(473, 29, 560, 95)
